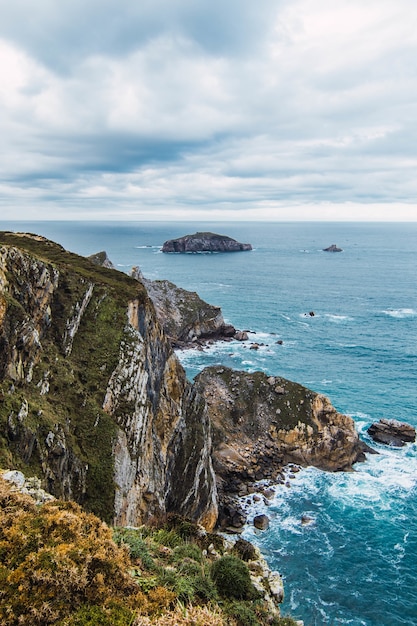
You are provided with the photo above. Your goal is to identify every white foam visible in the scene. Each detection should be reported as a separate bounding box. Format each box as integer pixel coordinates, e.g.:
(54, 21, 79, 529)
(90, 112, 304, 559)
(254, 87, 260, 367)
(382, 308, 417, 318)
(325, 313, 353, 322)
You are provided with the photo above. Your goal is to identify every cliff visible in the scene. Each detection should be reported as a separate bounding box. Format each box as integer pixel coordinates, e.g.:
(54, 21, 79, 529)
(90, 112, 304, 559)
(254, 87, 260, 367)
(162, 232, 252, 253)
(130, 266, 236, 347)
(0, 232, 217, 529)
(0, 232, 370, 537)
(193, 367, 371, 528)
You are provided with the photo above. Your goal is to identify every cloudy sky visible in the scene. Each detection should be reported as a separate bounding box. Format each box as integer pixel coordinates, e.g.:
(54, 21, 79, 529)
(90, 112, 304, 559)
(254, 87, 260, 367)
(1, 0, 417, 221)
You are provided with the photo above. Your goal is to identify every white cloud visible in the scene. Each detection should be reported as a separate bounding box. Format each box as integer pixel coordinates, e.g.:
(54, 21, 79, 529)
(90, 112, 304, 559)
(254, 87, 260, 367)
(0, 0, 417, 220)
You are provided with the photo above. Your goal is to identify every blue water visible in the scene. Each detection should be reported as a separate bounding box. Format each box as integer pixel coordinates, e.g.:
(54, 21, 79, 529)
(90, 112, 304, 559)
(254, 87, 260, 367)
(2, 220, 417, 626)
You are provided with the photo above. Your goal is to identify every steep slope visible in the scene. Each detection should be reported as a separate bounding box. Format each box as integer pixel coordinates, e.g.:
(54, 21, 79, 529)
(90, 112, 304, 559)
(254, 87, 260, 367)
(0, 232, 217, 528)
(130, 267, 235, 347)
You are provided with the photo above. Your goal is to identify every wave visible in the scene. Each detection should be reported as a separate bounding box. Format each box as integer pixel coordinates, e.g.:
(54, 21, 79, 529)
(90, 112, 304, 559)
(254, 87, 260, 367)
(381, 308, 417, 318)
(324, 313, 354, 323)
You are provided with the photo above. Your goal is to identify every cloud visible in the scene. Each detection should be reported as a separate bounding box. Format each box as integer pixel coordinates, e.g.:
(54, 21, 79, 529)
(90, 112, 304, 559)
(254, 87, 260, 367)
(0, 0, 417, 220)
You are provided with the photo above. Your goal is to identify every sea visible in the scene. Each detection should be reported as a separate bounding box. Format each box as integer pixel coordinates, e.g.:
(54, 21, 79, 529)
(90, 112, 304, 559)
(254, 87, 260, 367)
(1, 220, 416, 626)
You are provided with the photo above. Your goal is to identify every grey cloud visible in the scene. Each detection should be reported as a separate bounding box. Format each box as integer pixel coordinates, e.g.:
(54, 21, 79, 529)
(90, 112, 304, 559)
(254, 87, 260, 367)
(1, 0, 417, 220)
(0, 0, 283, 72)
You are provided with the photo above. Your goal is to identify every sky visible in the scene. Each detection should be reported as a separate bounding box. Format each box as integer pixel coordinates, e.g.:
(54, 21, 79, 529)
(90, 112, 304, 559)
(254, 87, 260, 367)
(1, 0, 417, 221)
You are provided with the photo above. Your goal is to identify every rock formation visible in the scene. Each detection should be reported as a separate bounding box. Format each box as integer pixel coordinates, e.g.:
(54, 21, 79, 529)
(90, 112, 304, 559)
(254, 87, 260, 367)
(0, 232, 217, 529)
(130, 266, 236, 347)
(368, 419, 416, 447)
(0, 232, 370, 539)
(323, 244, 343, 252)
(88, 250, 115, 269)
(193, 366, 372, 529)
(162, 232, 252, 253)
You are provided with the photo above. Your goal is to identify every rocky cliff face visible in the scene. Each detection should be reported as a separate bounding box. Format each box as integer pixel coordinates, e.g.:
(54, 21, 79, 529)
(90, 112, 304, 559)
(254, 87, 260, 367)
(131, 267, 234, 347)
(0, 232, 217, 529)
(193, 366, 370, 526)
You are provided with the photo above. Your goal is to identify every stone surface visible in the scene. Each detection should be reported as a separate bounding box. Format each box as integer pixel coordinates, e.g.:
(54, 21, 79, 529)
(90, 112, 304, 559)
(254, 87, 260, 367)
(193, 366, 373, 529)
(254, 514, 270, 530)
(88, 250, 115, 269)
(130, 267, 233, 347)
(162, 232, 252, 253)
(368, 419, 416, 447)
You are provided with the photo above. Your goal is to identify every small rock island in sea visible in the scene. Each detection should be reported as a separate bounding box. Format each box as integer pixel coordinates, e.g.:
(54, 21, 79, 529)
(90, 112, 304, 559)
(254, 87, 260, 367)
(323, 244, 343, 252)
(162, 231, 252, 253)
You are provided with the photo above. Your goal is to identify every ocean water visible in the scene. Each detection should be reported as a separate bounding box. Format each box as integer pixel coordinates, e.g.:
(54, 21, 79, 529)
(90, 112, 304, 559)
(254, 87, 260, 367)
(1, 220, 416, 625)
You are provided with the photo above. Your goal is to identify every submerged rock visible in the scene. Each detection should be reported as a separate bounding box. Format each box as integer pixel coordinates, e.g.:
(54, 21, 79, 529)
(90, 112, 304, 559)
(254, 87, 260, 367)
(368, 419, 416, 447)
(162, 232, 252, 253)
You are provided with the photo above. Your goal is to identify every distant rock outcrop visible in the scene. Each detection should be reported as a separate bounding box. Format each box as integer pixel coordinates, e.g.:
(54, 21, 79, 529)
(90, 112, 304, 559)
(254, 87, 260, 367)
(323, 244, 343, 252)
(88, 250, 115, 268)
(162, 232, 252, 253)
(368, 419, 416, 447)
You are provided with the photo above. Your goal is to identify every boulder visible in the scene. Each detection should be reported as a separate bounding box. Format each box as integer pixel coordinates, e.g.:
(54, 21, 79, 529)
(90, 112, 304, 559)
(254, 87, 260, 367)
(254, 514, 270, 530)
(367, 419, 416, 447)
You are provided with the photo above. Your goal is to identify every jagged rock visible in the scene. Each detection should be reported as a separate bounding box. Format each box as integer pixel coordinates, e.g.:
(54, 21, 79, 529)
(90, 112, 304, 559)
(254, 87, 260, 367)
(130, 267, 235, 348)
(235, 330, 248, 341)
(0, 232, 217, 530)
(323, 244, 343, 252)
(368, 419, 416, 447)
(254, 514, 270, 530)
(193, 366, 373, 526)
(162, 232, 252, 253)
(88, 251, 115, 269)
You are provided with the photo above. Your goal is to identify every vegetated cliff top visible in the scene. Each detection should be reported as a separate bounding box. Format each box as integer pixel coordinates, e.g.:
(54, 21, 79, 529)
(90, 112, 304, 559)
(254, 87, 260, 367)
(161, 231, 252, 253)
(0, 474, 297, 626)
(0, 231, 142, 301)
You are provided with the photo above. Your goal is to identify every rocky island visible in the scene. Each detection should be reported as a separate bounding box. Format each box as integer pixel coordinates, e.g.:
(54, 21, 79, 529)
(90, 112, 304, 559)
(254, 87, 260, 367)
(162, 231, 252, 253)
(323, 244, 343, 252)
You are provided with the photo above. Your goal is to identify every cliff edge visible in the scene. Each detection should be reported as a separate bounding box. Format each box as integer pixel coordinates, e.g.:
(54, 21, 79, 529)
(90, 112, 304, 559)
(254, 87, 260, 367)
(0, 232, 217, 529)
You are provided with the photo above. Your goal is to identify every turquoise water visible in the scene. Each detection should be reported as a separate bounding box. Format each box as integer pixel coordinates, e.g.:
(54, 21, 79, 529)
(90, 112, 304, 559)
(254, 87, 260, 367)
(2, 221, 417, 625)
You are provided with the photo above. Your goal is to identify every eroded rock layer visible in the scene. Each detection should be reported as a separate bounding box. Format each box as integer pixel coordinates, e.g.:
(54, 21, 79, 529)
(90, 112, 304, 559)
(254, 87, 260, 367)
(0, 232, 217, 528)
(193, 366, 371, 527)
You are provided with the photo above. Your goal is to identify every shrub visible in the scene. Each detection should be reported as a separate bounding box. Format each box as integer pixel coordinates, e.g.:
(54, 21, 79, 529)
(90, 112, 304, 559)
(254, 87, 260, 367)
(223, 600, 259, 626)
(210, 555, 254, 600)
(113, 528, 154, 570)
(172, 543, 202, 563)
(0, 481, 138, 625)
(62, 602, 135, 625)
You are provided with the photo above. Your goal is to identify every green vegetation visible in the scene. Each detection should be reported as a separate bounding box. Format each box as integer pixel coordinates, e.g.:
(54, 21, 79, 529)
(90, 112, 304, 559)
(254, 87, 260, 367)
(0, 478, 298, 625)
(211, 555, 255, 600)
(0, 232, 150, 520)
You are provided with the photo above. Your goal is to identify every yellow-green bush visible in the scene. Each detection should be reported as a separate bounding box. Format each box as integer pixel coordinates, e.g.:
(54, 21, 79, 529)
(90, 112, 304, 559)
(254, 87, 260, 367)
(0, 479, 140, 625)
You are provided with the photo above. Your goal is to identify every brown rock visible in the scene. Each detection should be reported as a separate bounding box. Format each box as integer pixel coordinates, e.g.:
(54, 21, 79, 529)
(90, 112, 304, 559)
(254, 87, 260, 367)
(254, 514, 270, 530)
(368, 419, 416, 447)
